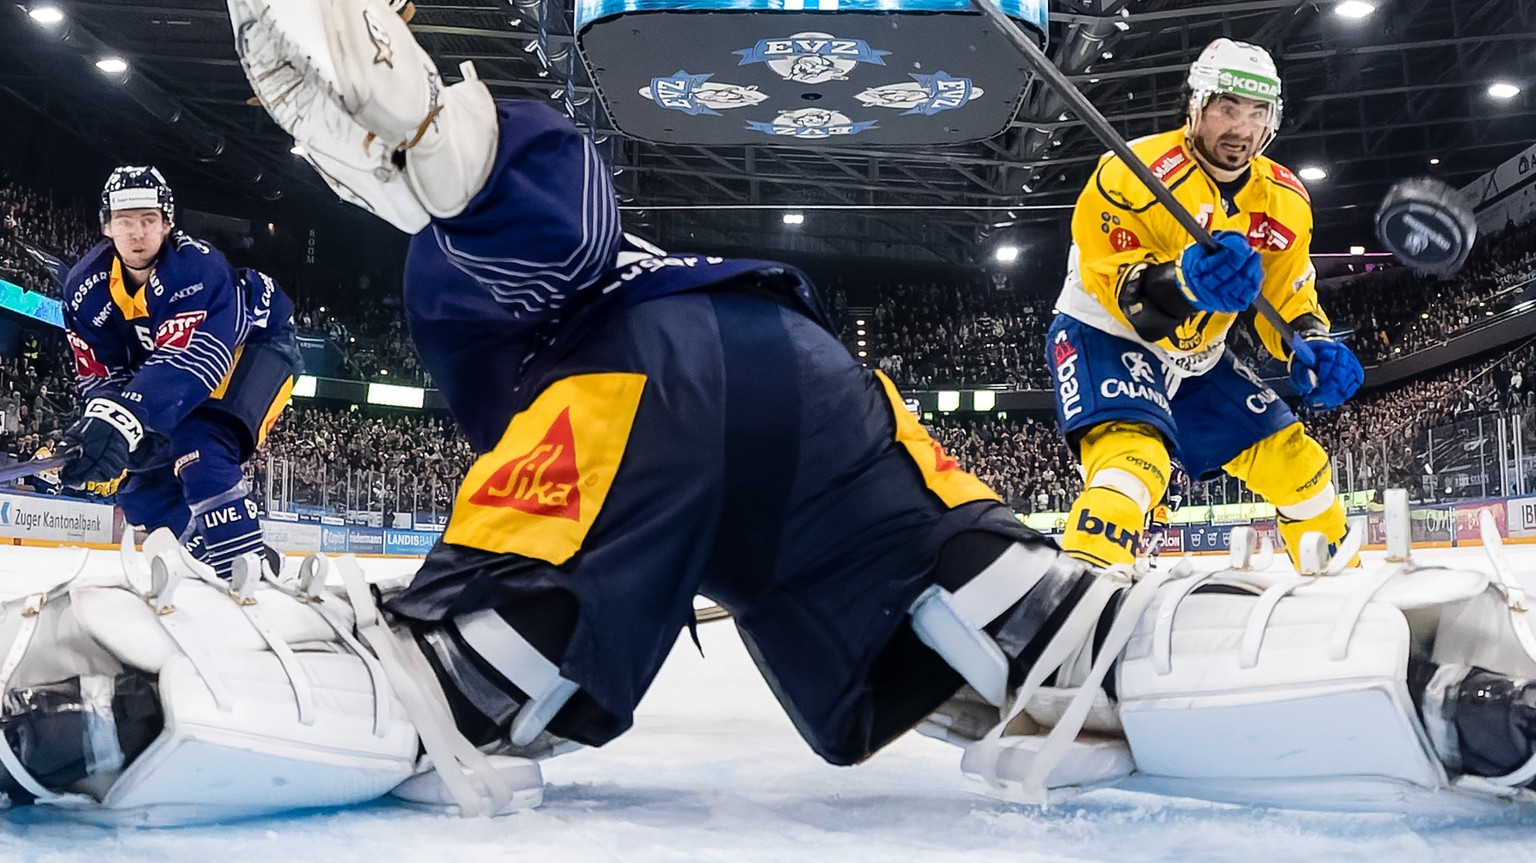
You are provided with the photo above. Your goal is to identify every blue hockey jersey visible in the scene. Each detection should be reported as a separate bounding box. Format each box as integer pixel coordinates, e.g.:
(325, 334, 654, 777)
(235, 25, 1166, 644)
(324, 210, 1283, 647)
(62, 232, 294, 435)
(404, 99, 827, 452)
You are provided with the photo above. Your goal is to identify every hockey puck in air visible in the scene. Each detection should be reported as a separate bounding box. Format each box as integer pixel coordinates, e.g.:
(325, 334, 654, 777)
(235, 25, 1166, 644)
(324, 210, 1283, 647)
(1374, 177, 1477, 276)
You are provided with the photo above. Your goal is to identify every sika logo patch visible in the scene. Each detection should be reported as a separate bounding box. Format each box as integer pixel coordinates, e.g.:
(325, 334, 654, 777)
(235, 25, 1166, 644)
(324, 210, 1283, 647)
(468, 408, 581, 520)
(931, 441, 959, 473)
(155, 310, 207, 349)
(445, 373, 646, 564)
(68, 332, 108, 379)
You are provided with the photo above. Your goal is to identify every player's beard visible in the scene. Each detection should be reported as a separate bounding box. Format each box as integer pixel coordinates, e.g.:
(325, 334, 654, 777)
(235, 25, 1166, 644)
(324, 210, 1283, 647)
(1192, 130, 1252, 173)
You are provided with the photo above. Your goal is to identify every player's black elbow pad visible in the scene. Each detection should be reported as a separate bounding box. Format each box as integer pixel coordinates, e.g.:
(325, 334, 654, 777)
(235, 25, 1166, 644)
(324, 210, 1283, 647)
(1118, 262, 1198, 343)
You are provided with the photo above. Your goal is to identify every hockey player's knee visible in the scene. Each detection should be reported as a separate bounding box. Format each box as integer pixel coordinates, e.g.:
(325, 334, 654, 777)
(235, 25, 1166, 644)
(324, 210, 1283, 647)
(911, 533, 1101, 709)
(1077, 421, 1170, 510)
(412, 590, 584, 752)
(1060, 422, 1169, 567)
(1224, 425, 1353, 567)
(1223, 423, 1330, 507)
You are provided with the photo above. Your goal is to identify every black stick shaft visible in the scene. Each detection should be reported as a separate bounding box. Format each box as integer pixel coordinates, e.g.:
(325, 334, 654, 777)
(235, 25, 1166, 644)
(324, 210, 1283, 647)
(973, 0, 1309, 360)
(0, 455, 68, 484)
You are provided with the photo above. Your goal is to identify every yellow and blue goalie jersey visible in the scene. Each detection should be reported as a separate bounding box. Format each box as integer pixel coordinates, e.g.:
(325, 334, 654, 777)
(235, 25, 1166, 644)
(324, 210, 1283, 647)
(1054, 127, 1325, 376)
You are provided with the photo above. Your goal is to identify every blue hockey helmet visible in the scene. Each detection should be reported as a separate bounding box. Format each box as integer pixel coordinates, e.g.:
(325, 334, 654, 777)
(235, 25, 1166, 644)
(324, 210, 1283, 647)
(100, 165, 175, 225)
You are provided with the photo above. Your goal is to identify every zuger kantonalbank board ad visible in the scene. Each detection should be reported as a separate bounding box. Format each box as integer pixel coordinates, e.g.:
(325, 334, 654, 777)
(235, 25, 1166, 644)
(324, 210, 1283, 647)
(0, 492, 114, 543)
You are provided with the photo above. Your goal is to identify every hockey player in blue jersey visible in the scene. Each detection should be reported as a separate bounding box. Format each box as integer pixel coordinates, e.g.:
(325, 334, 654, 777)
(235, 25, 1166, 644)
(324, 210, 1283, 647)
(59, 166, 301, 577)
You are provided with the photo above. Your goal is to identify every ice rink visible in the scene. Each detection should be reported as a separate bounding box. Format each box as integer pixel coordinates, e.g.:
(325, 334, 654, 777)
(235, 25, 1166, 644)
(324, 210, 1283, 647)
(3, 543, 1536, 862)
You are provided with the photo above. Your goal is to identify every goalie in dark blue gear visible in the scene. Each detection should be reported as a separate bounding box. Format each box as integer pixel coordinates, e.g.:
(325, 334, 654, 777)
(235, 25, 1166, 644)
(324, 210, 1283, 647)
(59, 166, 301, 578)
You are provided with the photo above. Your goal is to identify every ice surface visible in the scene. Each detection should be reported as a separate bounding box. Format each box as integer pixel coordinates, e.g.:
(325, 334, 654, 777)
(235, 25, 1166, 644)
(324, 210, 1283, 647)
(2, 545, 1536, 862)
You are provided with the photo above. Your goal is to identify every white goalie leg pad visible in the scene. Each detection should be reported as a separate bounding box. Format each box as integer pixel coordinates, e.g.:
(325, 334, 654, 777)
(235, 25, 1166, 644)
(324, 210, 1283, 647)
(100, 651, 419, 824)
(1115, 573, 1447, 802)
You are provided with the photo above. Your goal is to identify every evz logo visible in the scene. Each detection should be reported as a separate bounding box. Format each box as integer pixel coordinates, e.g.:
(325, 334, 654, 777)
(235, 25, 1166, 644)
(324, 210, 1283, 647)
(641, 71, 766, 117)
(747, 108, 877, 140)
(734, 32, 890, 84)
(855, 72, 984, 116)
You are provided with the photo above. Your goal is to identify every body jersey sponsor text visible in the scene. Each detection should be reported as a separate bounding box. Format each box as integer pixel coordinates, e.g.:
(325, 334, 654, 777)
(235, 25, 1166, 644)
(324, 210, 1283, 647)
(155, 310, 208, 350)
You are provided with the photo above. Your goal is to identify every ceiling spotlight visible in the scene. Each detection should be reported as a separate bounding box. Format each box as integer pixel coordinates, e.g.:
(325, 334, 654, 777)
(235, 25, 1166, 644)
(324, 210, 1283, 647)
(27, 4, 65, 24)
(1298, 166, 1328, 181)
(1429, 157, 1441, 165)
(290, 144, 307, 156)
(782, 212, 804, 226)
(95, 56, 128, 74)
(994, 244, 1021, 264)
(1349, 245, 1365, 256)
(1334, 1, 1375, 19)
(1112, 20, 1130, 31)
(1488, 81, 1521, 100)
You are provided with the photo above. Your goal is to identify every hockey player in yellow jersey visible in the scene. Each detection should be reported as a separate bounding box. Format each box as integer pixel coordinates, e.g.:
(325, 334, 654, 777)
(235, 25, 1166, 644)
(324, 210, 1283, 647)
(1047, 38, 1364, 571)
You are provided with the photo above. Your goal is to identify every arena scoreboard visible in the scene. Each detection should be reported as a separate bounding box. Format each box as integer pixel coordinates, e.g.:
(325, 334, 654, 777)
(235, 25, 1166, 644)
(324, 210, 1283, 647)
(575, 0, 1047, 146)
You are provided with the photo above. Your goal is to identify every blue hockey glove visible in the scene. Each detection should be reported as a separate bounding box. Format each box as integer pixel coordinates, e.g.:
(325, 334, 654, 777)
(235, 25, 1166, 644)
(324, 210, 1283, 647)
(1288, 330, 1364, 410)
(59, 396, 145, 488)
(1175, 230, 1264, 313)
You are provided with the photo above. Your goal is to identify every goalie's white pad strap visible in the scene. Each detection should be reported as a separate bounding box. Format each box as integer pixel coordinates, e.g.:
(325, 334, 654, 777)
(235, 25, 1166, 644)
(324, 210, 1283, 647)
(908, 542, 1059, 707)
(0, 592, 93, 805)
(335, 556, 517, 817)
(453, 607, 579, 747)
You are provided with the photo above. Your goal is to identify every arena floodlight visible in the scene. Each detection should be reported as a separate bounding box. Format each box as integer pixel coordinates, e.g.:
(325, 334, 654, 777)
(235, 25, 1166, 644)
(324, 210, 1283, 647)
(1488, 82, 1521, 100)
(937, 391, 960, 413)
(291, 376, 318, 398)
(973, 390, 997, 412)
(94, 56, 128, 74)
(994, 244, 1021, 263)
(1334, 1, 1375, 19)
(1298, 166, 1328, 181)
(27, 4, 65, 24)
(782, 212, 804, 226)
(1349, 245, 1365, 256)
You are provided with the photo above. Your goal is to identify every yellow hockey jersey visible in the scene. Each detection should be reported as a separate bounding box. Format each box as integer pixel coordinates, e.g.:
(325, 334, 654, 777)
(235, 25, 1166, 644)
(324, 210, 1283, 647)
(1054, 127, 1325, 376)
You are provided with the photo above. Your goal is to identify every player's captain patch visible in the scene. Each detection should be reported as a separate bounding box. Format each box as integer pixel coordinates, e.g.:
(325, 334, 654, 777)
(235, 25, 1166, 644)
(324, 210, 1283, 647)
(445, 373, 646, 564)
(874, 371, 999, 509)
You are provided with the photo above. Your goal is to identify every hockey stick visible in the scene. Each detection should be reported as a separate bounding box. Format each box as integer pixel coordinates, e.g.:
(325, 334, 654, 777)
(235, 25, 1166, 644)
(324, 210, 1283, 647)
(971, 0, 1317, 366)
(0, 455, 68, 484)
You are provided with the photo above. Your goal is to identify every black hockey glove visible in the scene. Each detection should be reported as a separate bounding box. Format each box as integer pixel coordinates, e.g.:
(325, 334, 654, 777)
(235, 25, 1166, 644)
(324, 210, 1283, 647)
(59, 396, 146, 488)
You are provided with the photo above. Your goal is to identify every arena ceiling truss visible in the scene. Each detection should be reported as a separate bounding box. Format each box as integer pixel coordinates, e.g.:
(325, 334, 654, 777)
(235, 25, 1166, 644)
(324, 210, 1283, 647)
(1, 0, 1532, 267)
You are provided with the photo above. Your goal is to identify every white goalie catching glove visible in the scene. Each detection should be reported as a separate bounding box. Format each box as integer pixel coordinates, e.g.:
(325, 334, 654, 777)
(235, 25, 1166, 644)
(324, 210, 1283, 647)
(227, 0, 497, 232)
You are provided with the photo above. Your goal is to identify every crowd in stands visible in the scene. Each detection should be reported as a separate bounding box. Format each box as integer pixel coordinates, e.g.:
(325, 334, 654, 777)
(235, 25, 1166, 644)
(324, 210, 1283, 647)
(2, 168, 1536, 524)
(1322, 220, 1536, 364)
(867, 280, 1054, 391)
(251, 404, 475, 519)
(0, 173, 98, 297)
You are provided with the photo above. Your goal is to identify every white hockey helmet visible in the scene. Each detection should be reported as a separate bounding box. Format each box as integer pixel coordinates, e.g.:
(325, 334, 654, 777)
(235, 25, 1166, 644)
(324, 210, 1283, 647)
(1186, 38, 1283, 155)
